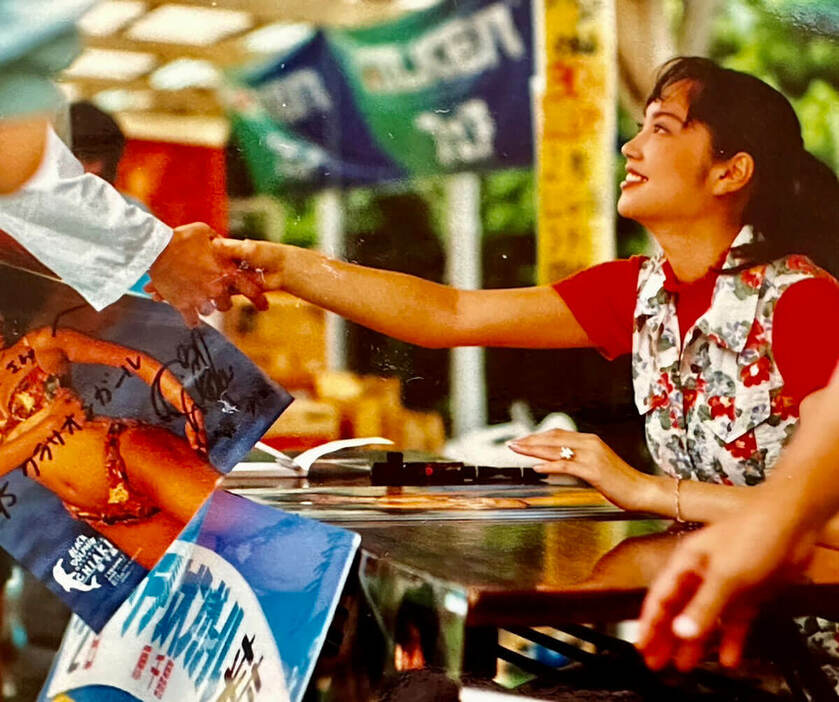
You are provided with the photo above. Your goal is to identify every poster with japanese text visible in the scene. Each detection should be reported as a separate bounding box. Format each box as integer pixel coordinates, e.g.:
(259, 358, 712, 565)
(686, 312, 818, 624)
(0, 263, 291, 630)
(41, 490, 360, 702)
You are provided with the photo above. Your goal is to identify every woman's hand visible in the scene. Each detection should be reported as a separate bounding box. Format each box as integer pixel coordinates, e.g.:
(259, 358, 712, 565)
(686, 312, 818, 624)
(212, 238, 286, 291)
(636, 512, 815, 672)
(508, 429, 653, 512)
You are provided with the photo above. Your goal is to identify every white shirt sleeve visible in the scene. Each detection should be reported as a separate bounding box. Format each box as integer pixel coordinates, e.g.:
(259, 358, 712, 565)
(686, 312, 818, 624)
(0, 125, 173, 310)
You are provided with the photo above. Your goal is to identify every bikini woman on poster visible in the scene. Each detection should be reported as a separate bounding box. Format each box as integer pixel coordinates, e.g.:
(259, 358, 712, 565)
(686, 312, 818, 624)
(0, 323, 222, 569)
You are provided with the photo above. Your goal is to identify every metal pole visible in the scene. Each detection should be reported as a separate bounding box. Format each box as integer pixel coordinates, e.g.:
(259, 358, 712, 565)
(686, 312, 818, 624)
(315, 187, 346, 370)
(445, 172, 486, 436)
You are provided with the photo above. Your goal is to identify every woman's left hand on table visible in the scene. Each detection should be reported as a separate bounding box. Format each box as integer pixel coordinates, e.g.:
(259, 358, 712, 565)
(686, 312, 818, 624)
(508, 429, 651, 512)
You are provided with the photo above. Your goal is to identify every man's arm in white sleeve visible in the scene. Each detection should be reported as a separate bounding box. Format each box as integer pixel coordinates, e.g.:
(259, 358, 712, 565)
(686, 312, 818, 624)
(0, 125, 172, 311)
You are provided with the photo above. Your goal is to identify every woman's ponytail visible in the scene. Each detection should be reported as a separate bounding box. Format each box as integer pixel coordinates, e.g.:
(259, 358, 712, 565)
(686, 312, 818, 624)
(789, 151, 839, 274)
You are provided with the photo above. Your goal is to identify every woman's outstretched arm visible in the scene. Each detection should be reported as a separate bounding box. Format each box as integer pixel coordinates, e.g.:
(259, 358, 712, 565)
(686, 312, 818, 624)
(214, 239, 594, 350)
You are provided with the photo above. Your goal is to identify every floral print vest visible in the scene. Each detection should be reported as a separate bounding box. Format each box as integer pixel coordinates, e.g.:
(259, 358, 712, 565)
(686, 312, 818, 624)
(632, 226, 827, 486)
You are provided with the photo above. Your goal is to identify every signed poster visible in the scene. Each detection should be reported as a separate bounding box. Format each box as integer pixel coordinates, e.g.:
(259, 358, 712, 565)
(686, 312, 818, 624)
(0, 263, 291, 630)
(41, 490, 360, 702)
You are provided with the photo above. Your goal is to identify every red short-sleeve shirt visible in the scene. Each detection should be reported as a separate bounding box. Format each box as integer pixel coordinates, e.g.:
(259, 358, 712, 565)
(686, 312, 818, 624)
(554, 257, 839, 405)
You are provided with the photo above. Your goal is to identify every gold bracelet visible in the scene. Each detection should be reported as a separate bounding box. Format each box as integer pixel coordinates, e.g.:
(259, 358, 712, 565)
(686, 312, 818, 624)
(674, 477, 684, 523)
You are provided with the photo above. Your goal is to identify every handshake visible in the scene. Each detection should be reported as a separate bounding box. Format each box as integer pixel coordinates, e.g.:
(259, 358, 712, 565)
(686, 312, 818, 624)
(146, 223, 285, 326)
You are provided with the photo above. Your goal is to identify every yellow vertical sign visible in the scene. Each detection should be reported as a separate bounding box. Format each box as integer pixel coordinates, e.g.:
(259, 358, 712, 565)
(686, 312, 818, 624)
(536, 0, 617, 284)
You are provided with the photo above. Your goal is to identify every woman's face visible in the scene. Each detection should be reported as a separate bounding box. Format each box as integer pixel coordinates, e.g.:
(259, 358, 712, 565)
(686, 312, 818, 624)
(617, 81, 719, 226)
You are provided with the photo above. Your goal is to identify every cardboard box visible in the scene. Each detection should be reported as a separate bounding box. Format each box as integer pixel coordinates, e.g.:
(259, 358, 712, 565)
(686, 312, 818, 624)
(221, 292, 326, 389)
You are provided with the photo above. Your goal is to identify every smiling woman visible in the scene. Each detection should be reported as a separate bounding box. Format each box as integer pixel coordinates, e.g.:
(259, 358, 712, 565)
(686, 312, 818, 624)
(203, 59, 839, 683)
(0, 326, 221, 568)
(212, 56, 839, 526)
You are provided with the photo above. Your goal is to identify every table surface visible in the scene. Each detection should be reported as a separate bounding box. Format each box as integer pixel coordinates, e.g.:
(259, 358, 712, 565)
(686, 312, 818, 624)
(346, 508, 839, 627)
(230, 467, 839, 628)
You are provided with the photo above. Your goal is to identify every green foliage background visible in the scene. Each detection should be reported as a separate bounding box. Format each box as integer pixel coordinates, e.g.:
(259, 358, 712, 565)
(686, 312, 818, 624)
(713, 0, 839, 170)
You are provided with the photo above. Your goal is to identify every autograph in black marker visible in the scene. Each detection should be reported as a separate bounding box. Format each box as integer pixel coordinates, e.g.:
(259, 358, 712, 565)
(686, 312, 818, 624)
(151, 329, 235, 451)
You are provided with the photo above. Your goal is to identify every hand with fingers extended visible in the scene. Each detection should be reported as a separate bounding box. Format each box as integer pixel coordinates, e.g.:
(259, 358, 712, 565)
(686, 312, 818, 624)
(147, 222, 268, 326)
(507, 429, 655, 512)
(635, 510, 816, 673)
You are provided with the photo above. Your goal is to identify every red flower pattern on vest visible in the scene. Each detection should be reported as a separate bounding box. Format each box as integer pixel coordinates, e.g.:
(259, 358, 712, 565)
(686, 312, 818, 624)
(632, 226, 827, 486)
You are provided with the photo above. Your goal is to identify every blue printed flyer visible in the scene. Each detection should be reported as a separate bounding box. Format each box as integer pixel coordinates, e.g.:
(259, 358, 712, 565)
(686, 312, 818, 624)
(0, 264, 291, 630)
(41, 490, 360, 702)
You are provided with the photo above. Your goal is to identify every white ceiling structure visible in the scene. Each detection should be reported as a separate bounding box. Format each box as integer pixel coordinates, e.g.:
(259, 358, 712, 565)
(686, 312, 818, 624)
(59, 0, 441, 143)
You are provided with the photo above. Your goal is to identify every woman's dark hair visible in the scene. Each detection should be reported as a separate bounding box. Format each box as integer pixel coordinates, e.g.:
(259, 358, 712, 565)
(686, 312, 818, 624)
(648, 56, 839, 275)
